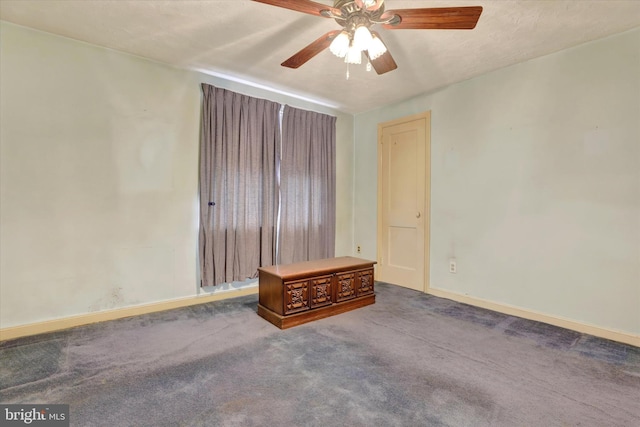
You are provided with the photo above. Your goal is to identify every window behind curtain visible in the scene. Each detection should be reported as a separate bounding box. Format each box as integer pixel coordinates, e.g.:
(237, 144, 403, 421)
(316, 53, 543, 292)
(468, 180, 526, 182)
(199, 84, 280, 287)
(199, 85, 336, 286)
(278, 105, 336, 265)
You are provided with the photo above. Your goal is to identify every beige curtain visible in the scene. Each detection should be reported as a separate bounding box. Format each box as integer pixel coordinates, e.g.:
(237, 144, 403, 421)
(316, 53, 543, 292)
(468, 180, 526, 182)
(278, 105, 336, 264)
(199, 84, 280, 287)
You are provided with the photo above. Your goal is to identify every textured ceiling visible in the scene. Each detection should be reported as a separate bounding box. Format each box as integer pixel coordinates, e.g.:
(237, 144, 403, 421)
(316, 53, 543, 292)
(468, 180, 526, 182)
(1, 0, 639, 113)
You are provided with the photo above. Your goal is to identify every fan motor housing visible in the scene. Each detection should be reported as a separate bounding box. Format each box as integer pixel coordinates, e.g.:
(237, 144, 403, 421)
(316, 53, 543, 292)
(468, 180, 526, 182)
(333, 0, 386, 26)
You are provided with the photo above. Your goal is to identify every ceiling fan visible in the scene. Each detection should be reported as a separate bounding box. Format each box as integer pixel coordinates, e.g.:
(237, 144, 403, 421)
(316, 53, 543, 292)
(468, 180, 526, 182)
(252, 0, 483, 76)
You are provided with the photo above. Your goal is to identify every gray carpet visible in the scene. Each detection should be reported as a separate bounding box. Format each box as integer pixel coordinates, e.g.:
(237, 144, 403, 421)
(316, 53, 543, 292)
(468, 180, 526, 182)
(1, 283, 639, 426)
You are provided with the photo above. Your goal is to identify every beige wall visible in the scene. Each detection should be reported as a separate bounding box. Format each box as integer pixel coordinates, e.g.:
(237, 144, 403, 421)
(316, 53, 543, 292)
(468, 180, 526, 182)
(0, 22, 354, 328)
(354, 29, 640, 337)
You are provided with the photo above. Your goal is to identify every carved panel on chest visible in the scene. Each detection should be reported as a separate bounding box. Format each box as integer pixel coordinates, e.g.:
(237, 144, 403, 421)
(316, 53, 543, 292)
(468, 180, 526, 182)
(336, 271, 356, 302)
(357, 269, 374, 296)
(310, 275, 333, 308)
(284, 280, 309, 314)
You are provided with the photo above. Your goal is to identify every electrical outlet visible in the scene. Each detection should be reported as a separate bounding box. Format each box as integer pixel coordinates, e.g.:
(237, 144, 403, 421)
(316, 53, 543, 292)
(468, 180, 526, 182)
(357, 245, 361, 253)
(449, 259, 457, 274)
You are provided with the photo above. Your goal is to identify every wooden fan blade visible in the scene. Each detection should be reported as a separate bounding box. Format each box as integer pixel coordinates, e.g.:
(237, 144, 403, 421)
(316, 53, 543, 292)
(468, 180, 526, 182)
(252, 0, 340, 17)
(366, 33, 397, 75)
(281, 30, 341, 69)
(368, 50, 397, 75)
(382, 6, 483, 30)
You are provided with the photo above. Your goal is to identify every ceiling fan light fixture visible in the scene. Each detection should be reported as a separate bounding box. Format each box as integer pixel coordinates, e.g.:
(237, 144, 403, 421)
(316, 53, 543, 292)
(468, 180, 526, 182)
(352, 25, 373, 52)
(260, 1, 482, 77)
(367, 34, 387, 60)
(345, 45, 362, 65)
(329, 31, 350, 58)
(356, 0, 384, 11)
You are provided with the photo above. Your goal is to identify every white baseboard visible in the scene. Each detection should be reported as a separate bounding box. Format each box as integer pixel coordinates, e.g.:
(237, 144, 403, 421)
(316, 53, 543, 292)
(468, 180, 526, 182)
(3, 285, 637, 348)
(427, 287, 639, 348)
(0, 286, 259, 342)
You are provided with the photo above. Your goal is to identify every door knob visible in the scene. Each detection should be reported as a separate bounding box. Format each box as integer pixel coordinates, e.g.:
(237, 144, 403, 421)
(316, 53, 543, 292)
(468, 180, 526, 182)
(416, 212, 421, 218)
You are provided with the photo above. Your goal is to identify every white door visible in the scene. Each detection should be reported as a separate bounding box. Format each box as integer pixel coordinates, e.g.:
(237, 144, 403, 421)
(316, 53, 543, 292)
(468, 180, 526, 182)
(377, 112, 430, 292)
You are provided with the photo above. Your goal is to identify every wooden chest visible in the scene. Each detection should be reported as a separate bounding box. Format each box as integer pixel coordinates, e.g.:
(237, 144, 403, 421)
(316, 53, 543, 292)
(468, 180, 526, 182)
(257, 256, 376, 329)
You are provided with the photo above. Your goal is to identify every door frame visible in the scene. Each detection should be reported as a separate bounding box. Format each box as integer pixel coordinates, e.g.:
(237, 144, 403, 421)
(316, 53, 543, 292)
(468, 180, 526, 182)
(376, 111, 431, 292)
